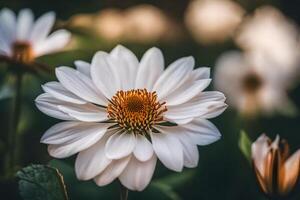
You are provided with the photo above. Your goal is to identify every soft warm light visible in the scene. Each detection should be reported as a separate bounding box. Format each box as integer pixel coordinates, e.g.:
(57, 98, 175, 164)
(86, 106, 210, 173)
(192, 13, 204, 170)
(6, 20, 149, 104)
(107, 89, 167, 133)
(124, 5, 170, 43)
(185, 0, 245, 44)
(94, 9, 126, 41)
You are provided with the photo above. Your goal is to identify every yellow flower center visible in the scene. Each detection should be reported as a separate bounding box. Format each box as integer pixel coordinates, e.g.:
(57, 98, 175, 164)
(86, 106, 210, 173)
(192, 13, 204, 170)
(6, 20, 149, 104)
(12, 41, 34, 63)
(107, 89, 167, 134)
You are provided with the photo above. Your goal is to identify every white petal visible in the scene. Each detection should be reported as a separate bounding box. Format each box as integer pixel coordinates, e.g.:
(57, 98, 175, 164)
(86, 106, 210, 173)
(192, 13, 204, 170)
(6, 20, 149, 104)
(90, 51, 121, 99)
(191, 67, 210, 80)
(165, 101, 227, 123)
(164, 79, 211, 106)
(56, 67, 107, 105)
(0, 8, 16, 47)
(251, 134, 270, 178)
(190, 91, 226, 103)
(156, 118, 221, 146)
(75, 132, 112, 180)
(166, 118, 194, 125)
(178, 135, 199, 168)
(133, 135, 154, 162)
(119, 155, 157, 191)
(199, 103, 228, 119)
(159, 125, 199, 168)
(182, 119, 221, 146)
(0, 36, 10, 55)
(45, 122, 110, 158)
(34, 29, 71, 57)
(105, 132, 136, 159)
(16, 9, 33, 40)
(57, 103, 107, 122)
(42, 81, 86, 104)
(74, 60, 90, 77)
(151, 132, 183, 172)
(41, 121, 110, 144)
(30, 11, 55, 44)
(94, 156, 131, 186)
(135, 47, 164, 90)
(153, 56, 194, 100)
(35, 93, 75, 120)
(110, 45, 139, 90)
(282, 149, 300, 192)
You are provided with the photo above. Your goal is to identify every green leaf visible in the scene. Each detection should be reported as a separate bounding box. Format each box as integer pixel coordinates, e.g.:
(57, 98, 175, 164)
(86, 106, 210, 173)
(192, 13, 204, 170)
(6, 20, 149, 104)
(17, 164, 68, 200)
(155, 169, 196, 189)
(150, 182, 181, 200)
(238, 130, 252, 163)
(149, 170, 196, 200)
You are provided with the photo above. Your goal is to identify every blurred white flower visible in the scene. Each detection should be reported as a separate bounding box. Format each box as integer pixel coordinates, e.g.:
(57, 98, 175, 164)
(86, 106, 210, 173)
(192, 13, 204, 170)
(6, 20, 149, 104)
(0, 8, 71, 64)
(235, 6, 300, 77)
(185, 0, 245, 44)
(36, 45, 226, 191)
(252, 134, 300, 198)
(214, 51, 294, 116)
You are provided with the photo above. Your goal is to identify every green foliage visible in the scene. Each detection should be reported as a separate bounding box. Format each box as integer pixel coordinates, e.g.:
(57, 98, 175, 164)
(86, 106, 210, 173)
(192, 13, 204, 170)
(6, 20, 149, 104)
(17, 164, 68, 200)
(150, 182, 181, 200)
(150, 170, 196, 200)
(49, 159, 196, 200)
(152, 169, 196, 189)
(238, 130, 252, 163)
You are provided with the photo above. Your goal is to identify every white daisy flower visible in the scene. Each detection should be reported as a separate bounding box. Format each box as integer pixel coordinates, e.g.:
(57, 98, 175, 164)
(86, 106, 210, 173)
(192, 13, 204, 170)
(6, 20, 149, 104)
(214, 51, 293, 116)
(0, 8, 71, 64)
(36, 45, 227, 191)
(185, 0, 245, 44)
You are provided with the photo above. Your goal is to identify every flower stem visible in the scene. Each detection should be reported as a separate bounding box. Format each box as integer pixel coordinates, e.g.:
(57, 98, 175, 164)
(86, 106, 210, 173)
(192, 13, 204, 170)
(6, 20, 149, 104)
(119, 183, 128, 200)
(4, 72, 23, 178)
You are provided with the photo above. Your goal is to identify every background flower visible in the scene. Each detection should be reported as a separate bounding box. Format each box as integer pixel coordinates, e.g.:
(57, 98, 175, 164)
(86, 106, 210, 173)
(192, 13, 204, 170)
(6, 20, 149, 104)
(214, 51, 295, 116)
(0, 8, 71, 64)
(235, 6, 300, 79)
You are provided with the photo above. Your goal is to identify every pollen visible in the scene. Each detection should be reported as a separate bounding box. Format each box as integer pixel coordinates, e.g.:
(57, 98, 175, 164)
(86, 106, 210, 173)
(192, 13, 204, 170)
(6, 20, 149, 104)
(12, 41, 34, 63)
(107, 89, 167, 134)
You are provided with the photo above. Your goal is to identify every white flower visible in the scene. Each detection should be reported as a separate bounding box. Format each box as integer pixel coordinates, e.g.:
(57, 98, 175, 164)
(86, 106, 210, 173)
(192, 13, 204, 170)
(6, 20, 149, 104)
(214, 51, 294, 116)
(36, 45, 227, 191)
(235, 6, 300, 77)
(0, 8, 71, 63)
(185, 0, 245, 44)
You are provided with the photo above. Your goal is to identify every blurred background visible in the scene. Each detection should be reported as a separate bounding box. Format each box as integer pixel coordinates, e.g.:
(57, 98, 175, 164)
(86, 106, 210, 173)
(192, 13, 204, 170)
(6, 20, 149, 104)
(0, 0, 300, 199)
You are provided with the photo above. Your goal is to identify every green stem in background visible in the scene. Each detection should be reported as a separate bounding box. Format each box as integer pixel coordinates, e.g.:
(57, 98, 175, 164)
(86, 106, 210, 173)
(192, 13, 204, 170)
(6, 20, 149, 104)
(120, 183, 129, 200)
(4, 71, 23, 178)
